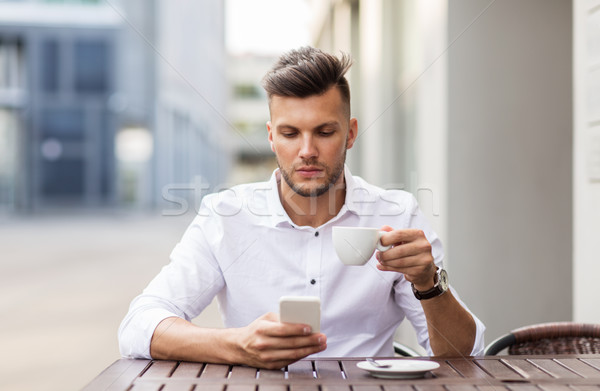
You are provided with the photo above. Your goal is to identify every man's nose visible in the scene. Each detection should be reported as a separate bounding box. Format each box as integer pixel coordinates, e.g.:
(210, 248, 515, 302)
(299, 135, 318, 159)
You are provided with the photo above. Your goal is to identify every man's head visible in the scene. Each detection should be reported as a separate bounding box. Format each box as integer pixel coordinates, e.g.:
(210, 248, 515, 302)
(263, 47, 357, 200)
(262, 46, 353, 119)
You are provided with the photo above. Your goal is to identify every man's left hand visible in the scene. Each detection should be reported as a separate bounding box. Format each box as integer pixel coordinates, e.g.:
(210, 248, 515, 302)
(376, 226, 437, 290)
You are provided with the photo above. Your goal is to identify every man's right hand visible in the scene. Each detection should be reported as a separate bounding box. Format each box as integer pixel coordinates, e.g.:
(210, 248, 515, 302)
(234, 312, 327, 369)
(150, 313, 327, 370)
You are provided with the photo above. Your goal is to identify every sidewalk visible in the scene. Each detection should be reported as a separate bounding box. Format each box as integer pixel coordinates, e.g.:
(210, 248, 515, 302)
(0, 211, 223, 391)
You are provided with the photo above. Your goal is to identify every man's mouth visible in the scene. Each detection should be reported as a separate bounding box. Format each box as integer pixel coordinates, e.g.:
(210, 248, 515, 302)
(296, 166, 323, 178)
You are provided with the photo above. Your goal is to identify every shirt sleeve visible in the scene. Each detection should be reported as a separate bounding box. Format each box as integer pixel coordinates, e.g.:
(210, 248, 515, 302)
(118, 205, 225, 359)
(394, 194, 486, 356)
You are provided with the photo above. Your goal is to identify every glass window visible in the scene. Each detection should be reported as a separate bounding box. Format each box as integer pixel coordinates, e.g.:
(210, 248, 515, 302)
(0, 39, 24, 90)
(74, 40, 109, 93)
(42, 159, 85, 196)
(233, 84, 263, 99)
(41, 40, 59, 92)
(0, 109, 17, 207)
(41, 108, 84, 140)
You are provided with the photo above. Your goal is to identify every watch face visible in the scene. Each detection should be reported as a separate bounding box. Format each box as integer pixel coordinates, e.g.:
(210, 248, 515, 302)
(439, 269, 449, 291)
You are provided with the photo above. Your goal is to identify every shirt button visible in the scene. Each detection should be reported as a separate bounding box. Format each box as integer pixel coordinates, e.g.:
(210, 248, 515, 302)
(314, 231, 319, 237)
(310, 279, 316, 285)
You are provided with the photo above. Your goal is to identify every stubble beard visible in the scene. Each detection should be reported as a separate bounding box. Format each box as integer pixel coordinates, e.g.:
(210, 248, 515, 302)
(278, 148, 347, 198)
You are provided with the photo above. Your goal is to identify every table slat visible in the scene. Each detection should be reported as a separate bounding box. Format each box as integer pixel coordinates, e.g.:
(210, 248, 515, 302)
(502, 359, 554, 379)
(288, 360, 315, 379)
(200, 363, 231, 378)
(477, 386, 509, 391)
(230, 365, 258, 379)
(569, 386, 600, 391)
(258, 385, 288, 391)
(289, 385, 321, 391)
(321, 385, 353, 391)
(130, 382, 165, 391)
(339, 359, 367, 380)
(444, 385, 479, 391)
(431, 360, 463, 378)
(554, 359, 600, 378)
(174, 383, 223, 391)
(503, 384, 543, 391)
(414, 384, 447, 391)
(81, 359, 152, 391)
(162, 381, 198, 391)
(227, 384, 260, 391)
(475, 358, 525, 380)
(383, 384, 421, 391)
(537, 384, 579, 391)
(581, 359, 600, 370)
(527, 359, 583, 379)
(258, 368, 286, 379)
(352, 385, 384, 391)
(314, 360, 344, 379)
(447, 359, 491, 378)
(171, 362, 204, 378)
(142, 361, 178, 378)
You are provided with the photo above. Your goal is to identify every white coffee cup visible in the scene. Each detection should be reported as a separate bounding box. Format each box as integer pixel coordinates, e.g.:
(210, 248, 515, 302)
(332, 226, 392, 266)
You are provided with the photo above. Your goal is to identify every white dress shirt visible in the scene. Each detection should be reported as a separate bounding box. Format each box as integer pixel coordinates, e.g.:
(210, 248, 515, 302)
(118, 166, 485, 359)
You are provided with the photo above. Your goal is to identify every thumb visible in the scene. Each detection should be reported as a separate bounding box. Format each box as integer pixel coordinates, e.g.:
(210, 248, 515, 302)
(261, 312, 279, 322)
(380, 225, 393, 232)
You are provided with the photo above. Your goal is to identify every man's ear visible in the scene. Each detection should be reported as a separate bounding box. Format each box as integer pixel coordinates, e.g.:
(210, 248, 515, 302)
(346, 118, 358, 149)
(267, 121, 275, 153)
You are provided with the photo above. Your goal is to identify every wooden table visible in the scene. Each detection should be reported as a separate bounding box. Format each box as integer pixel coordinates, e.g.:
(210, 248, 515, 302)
(82, 355, 600, 391)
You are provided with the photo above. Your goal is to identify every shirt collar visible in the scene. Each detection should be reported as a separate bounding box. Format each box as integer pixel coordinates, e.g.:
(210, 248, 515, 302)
(265, 165, 365, 228)
(266, 169, 290, 227)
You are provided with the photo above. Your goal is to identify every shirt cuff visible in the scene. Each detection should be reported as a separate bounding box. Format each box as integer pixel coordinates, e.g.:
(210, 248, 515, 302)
(470, 314, 486, 356)
(119, 307, 180, 359)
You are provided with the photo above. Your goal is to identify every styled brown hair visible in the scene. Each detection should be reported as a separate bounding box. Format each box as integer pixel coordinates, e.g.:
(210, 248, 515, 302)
(262, 46, 353, 116)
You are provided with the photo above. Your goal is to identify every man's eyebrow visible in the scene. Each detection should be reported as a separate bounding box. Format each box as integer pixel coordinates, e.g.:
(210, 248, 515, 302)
(276, 121, 341, 131)
(276, 124, 299, 131)
(314, 121, 340, 130)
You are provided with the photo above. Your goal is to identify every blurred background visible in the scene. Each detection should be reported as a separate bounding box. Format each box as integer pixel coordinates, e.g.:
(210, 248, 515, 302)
(0, 0, 598, 390)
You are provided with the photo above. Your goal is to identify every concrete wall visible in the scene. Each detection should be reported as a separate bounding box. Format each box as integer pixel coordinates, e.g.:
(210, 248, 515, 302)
(447, 0, 573, 342)
(573, 0, 600, 323)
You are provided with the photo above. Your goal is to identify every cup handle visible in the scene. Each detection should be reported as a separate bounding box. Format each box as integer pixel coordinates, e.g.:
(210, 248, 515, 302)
(376, 231, 392, 251)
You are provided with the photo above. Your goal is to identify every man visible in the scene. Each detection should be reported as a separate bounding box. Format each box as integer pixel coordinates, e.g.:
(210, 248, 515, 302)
(119, 47, 485, 369)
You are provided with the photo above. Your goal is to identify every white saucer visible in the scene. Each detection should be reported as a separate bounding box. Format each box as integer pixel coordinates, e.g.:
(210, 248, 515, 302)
(356, 359, 440, 379)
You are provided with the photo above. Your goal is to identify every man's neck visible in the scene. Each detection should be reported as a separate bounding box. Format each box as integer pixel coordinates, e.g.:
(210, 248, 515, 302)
(278, 179, 346, 228)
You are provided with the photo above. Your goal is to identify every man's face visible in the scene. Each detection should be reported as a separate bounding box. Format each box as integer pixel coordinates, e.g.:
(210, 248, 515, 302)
(267, 87, 357, 198)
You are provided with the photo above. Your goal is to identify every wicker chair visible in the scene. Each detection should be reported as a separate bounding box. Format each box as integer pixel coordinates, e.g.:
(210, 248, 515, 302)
(484, 322, 600, 355)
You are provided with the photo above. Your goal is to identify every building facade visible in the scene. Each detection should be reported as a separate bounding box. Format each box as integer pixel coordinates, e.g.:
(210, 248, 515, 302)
(309, 0, 574, 348)
(0, 0, 231, 213)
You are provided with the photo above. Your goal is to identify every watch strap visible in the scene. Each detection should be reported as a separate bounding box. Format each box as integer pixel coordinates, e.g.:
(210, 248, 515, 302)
(412, 282, 445, 300)
(412, 268, 447, 300)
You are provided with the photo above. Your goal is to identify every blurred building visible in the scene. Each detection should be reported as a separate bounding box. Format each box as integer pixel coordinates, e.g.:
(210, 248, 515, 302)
(0, 0, 231, 213)
(226, 53, 277, 185)
(309, 0, 578, 348)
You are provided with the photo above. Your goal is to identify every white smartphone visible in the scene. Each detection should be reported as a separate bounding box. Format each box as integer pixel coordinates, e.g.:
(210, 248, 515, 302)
(279, 296, 321, 333)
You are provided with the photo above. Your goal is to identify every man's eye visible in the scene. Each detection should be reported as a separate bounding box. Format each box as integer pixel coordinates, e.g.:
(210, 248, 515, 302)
(281, 132, 297, 138)
(319, 131, 334, 136)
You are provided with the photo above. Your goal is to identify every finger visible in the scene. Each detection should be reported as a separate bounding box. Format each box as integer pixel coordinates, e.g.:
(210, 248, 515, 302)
(258, 341, 327, 366)
(267, 321, 315, 337)
(256, 312, 314, 337)
(278, 333, 326, 349)
(380, 229, 427, 247)
(377, 239, 432, 263)
(260, 312, 279, 322)
(376, 258, 430, 274)
(257, 333, 326, 351)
